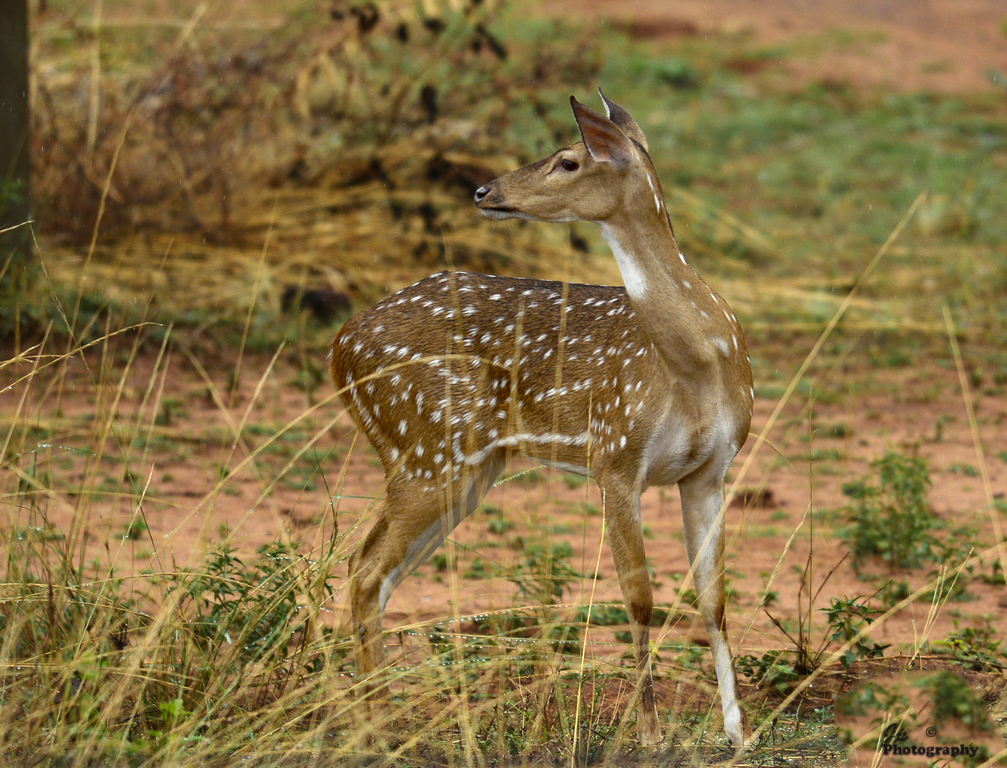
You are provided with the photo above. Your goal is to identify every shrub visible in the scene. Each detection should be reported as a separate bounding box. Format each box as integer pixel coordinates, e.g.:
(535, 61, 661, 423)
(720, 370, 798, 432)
(840, 451, 942, 569)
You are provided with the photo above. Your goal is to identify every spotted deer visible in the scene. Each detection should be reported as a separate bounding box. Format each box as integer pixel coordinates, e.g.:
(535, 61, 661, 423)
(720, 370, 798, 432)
(330, 93, 753, 749)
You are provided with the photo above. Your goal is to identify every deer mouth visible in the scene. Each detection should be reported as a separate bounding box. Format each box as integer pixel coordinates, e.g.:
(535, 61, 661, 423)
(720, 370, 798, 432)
(476, 204, 516, 219)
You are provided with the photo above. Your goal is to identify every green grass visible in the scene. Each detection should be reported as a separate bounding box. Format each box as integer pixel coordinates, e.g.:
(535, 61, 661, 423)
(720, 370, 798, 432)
(603, 54, 1007, 254)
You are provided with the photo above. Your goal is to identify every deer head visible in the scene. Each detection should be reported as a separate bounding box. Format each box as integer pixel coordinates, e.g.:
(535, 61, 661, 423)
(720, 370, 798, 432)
(474, 92, 666, 228)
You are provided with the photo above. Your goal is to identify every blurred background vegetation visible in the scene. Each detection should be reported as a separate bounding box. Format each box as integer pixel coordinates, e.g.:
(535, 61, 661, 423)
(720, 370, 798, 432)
(5, 0, 1005, 356)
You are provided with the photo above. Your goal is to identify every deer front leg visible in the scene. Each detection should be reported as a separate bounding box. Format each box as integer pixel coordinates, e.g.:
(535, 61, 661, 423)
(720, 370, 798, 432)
(603, 486, 661, 746)
(679, 472, 748, 752)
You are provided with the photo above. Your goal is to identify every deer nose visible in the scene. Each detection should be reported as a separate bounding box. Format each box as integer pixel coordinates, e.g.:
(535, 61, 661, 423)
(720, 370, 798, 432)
(474, 185, 491, 205)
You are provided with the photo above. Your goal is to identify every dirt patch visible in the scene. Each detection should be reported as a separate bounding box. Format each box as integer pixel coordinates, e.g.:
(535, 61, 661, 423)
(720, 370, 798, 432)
(546, 0, 1007, 94)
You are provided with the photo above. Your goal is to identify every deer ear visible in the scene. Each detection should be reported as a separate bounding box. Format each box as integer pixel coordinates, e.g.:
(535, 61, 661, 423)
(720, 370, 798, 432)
(598, 89, 648, 152)
(570, 96, 634, 168)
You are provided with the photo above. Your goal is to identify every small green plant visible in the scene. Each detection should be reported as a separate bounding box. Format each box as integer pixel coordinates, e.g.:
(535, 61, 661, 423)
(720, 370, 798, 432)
(290, 357, 325, 395)
(654, 56, 700, 89)
(760, 530, 888, 689)
(167, 542, 336, 668)
(923, 671, 994, 732)
(575, 602, 672, 628)
(949, 462, 979, 477)
(827, 422, 852, 438)
(933, 414, 950, 442)
(431, 552, 450, 572)
(675, 642, 710, 673)
(840, 451, 943, 569)
(822, 596, 889, 669)
(507, 540, 582, 654)
(614, 629, 633, 644)
(937, 622, 1007, 671)
(877, 579, 912, 609)
(980, 559, 1005, 585)
(760, 588, 779, 608)
(512, 469, 546, 487)
(424, 622, 488, 683)
(834, 679, 911, 718)
(488, 514, 515, 535)
(736, 650, 801, 693)
(675, 586, 700, 608)
(121, 516, 149, 540)
(809, 447, 844, 462)
(508, 541, 580, 604)
(762, 591, 888, 685)
(575, 604, 628, 626)
(464, 557, 490, 579)
(155, 397, 187, 426)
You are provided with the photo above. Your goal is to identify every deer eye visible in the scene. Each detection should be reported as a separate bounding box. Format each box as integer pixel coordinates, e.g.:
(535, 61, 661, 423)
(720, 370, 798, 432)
(559, 159, 579, 172)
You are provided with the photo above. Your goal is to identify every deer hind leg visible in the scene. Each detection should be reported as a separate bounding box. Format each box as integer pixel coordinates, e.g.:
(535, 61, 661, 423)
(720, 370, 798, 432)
(348, 454, 506, 686)
(602, 484, 661, 746)
(678, 471, 748, 752)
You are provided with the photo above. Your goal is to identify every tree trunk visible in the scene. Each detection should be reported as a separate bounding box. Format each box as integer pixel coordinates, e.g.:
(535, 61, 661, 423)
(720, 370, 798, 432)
(1, 0, 32, 267)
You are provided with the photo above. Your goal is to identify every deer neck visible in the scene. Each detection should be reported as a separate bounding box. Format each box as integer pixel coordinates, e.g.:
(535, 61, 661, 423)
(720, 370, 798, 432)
(600, 205, 739, 415)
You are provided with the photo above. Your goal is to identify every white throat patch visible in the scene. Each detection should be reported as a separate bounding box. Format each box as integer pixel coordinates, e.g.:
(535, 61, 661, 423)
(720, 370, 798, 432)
(600, 224, 648, 300)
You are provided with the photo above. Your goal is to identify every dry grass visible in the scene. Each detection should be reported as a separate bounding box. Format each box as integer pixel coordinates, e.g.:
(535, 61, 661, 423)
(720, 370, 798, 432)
(8, 212, 1005, 765)
(27, 0, 602, 333)
(4, 1, 1007, 766)
(1, 325, 853, 768)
